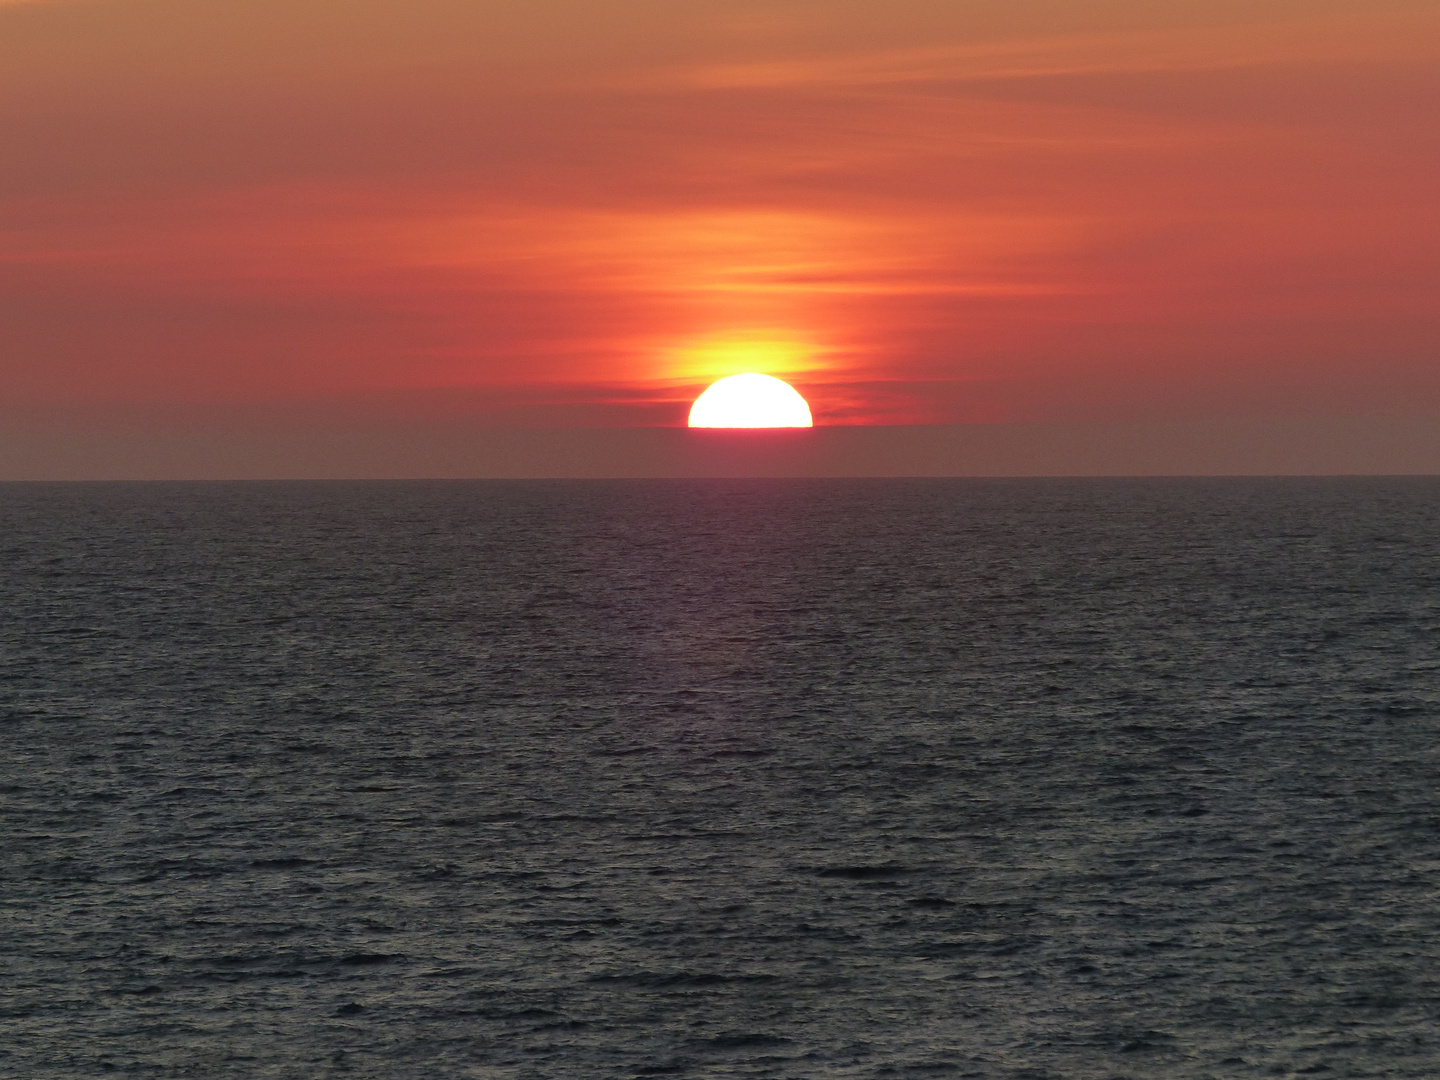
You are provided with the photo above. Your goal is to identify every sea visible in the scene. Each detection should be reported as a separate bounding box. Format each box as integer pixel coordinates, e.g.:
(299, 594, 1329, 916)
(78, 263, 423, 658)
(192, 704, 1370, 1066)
(3, 478, 1439, 1079)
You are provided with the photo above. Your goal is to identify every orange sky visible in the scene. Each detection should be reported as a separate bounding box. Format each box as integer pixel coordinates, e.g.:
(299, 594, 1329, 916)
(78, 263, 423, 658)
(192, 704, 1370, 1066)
(2, 0, 1438, 429)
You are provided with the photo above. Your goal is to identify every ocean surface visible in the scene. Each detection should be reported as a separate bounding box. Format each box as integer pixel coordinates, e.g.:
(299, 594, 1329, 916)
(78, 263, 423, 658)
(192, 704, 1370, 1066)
(3, 477, 1439, 1080)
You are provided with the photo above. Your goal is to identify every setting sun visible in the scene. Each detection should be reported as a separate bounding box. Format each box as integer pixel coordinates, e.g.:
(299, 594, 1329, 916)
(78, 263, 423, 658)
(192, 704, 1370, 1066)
(688, 374, 814, 428)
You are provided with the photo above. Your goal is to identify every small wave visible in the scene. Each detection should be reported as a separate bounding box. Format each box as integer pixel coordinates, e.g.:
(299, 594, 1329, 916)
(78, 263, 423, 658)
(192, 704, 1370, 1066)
(588, 971, 776, 989)
(336, 953, 400, 966)
(816, 865, 914, 879)
(695, 1033, 792, 1050)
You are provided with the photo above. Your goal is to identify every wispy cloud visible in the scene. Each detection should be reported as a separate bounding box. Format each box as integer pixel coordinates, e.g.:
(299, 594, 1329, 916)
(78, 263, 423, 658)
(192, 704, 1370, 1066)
(642, 10, 1436, 92)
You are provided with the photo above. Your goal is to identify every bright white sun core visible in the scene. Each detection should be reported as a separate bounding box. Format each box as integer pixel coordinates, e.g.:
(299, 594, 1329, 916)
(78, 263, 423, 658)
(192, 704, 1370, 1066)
(687, 373, 814, 428)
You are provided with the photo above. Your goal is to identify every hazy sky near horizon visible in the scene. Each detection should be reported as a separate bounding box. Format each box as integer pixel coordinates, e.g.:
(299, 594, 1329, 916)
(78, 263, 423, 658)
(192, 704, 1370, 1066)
(3, 0, 1437, 429)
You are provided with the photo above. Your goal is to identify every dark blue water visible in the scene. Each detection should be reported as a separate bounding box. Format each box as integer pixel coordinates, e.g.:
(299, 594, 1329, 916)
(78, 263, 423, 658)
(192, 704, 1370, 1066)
(3, 478, 1439, 1078)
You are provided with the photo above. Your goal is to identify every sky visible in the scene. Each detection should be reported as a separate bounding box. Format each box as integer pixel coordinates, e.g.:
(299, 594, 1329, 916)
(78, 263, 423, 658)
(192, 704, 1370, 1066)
(2, 0, 1438, 471)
